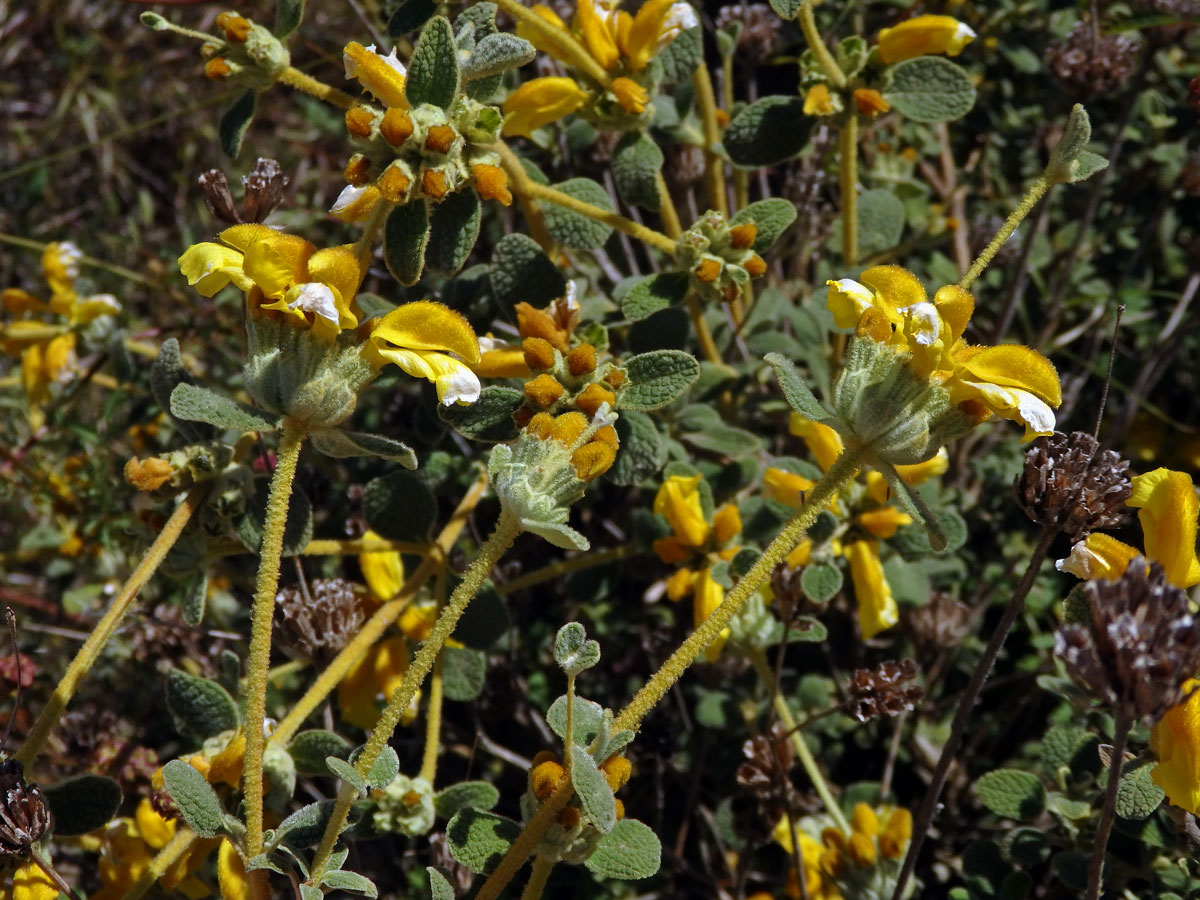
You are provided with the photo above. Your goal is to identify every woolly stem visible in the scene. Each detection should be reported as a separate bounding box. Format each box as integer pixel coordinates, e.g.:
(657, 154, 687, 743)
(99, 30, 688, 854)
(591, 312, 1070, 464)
(1086, 710, 1133, 900)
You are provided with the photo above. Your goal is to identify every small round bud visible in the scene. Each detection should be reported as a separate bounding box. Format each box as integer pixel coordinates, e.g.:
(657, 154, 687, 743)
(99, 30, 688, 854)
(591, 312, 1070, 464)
(575, 383, 616, 417)
(729, 223, 757, 250)
(531, 759, 566, 800)
(522, 337, 557, 371)
(567, 344, 597, 376)
(600, 756, 632, 792)
(524, 374, 565, 408)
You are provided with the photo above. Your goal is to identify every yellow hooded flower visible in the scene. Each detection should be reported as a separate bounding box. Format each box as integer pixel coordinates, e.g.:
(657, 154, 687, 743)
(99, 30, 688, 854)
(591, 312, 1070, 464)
(846, 540, 897, 639)
(803, 84, 840, 116)
(1151, 678, 1200, 813)
(343, 41, 408, 109)
(1058, 468, 1200, 589)
(877, 14, 976, 65)
(359, 529, 405, 601)
(364, 300, 483, 406)
(179, 224, 363, 342)
(653, 475, 711, 550)
(90, 799, 214, 900)
(501, 77, 590, 137)
(9, 862, 60, 900)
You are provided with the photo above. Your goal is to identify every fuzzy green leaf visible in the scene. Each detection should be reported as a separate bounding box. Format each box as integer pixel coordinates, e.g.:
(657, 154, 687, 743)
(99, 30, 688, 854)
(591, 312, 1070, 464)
(619, 350, 700, 411)
(364, 470, 437, 541)
(434, 781, 501, 819)
(289, 730, 353, 776)
(349, 745, 399, 790)
(443, 646, 487, 701)
(384, 200, 431, 286)
(658, 26, 702, 82)
(446, 808, 522, 874)
(426, 190, 482, 275)
(585, 818, 662, 880)
(723, 96, 810, 166)
(546, 694, 605, 745)
(220, 90, 257, 158)
(489, 234, 566, 315)
(764, 353, 827, 421)
(766, 0, 801, 19)
(388, 0, 437, 36)
(406, 16, 460, 108)
(438, 386, 522, 442)
(543, 178, 614, 249)
(462, 33, 536, 80)
(799, 562, 843, 603)
(883, 56, 976, 123)
(453, 581, 511, 648)
(613, 133, 664, 210)
(165, 668, 239, 740)
(153, 339, 212, 442)
(621, 272, 689, 321)
(554, 622, 601, 674)
(320, 871, 378, 897)
(162, 760, 225, 838)
(180, 571, 207, 626)
(1041, 725, 1099, 773)
(170, 383, 277, 432)
(273, 799, 358, 848)
(608, 410, 667, 485)
(570, 744, 616, 833)
(1066, 151, 1109, 184)
(1115, 759, 1165, 820)
(731, 199, 797, 252)
(310, 429, 418, 468)
(976, 769, 1047, 821)
(326, 757, 367, 795)
(274, 0, 304, 36)
(43, 775, 123, 836)
(854, 188, 906, 256)
(428, 867, 456, 900)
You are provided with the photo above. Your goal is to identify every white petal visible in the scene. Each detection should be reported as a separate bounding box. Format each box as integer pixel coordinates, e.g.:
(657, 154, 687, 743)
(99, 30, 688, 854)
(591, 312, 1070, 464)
(287, 283, 340, 323)
(477, 335, 499, 353)
(88, 294, 122, 314)
(55, 242, 83, 277)
(901, 301, 940, 346)
(832, 278, 875, 307)
(330, 184, 370, 218)
(436, 366, 481, 406)
(661, 2, 699, 42)
(956, 22, 977, 40)
(380, 46, 407, 77)
(564, 280, 579, 310)
(1056, 540, 1102, 579)
(1014, 389, 1056, 437)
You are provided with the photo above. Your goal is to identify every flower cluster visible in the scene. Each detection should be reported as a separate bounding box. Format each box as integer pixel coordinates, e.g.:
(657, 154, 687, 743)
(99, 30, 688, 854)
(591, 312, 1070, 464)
(2, 242, 121, 429)
(504, 0, 697, 135)
(525, 751, 633, 858)
(333, 42, 513, 220)
(200, 12, 291, 89)
(674, 211, 769, 304)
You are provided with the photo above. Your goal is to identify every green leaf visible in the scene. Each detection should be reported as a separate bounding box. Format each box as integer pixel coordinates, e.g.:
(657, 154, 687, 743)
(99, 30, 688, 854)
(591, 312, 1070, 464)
(883, 56, 976, 123)
(730, 199, 797, 252)
(165, 668, 239, 740)
(452, 581, 511, 648)
(237, 481, 313, 557)
(438, 385, 522, 442)
(462, 33, 536, 80)
(608, 410, 667, 485)
(162, 760, 225, 838)
(546, 694, 605, 745)
(554, 622, 601, 674)
(764, 353, 827, 421)
(657, 26, 702, 82)
(443, 646, 487, 701)
(289, 730, 353, 776)
(300, 886, 322, 900)
(976, 769, 1047, 821)
(274, 0, 304, 36)
(364, 470, 437, 541)
(800, 562, 843, 603)
(766, 0, 801, 19)
(1115, 758, 1165, 820)
(1067, 150, 1109, 184)
(388, 0, 437, 35)
(384, 200, 431, 286)
(326, 757, 367, 795)
(180, 571, 207, 627)
(349, 744, 400, 790)
(321, 871, 378, 897)
(434, 781, 501, 819)
(570, 744, 616, 833)
(543, 178, 614, 249)
(426, 190, 482, 275)
(585, 818, 662, 880)
(621, 272, 689, 321)
(612, 133, 664, 210)
(428, 867, 456, 900)
(406, 16, 460, 109)
(854, 188, 906, 257)
(43, 775, 123, 836)
(153, 339, 212, 442)
(446, 808, 522, 874)
(220, 90, 257, 158)
(723, 96, 810, 166)
(676, 405, 761, 457)
(309, 429, 418, 468)
(619, 350, 701, 411)
(273, 799, 358, 848)
(489, 234, 566, 315)
(1041, 724, 1099, 773)
(170, 383, 278, 432)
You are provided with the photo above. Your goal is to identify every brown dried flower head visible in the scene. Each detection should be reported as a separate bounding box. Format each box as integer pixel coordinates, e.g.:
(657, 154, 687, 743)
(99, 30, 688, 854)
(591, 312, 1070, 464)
(849, 659, 922, 723)
(1046, 21, 1140, 100)
(906, 592, 971, 650)
(275, 578, 370, 661)
(1055, 559, 1200, 723)
(0, 760, 50, 856)
(732, 723, 800, 845)
(199, 157, 289, 225)
(1016, 431, 1132, 541)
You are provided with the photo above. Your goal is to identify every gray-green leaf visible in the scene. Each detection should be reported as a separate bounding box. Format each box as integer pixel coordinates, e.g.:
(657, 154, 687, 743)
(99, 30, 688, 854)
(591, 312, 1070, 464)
(165, 668, 239, 740)
(326, 757, 367, 795)
(426, 190, 482, 275)
(384, 200, 431, 286)
(364, 470, 437, 542)
(975, 769, 1047, 821)
(462, 33, 536, 80)
(1115, 758, 1164, 820)
(800, 562, 843, 603)
(289, 730, 353, 776)
(546, 694, 605, 745)
(764, 353, 827, 421)
(883, 56, 976, 123)
(854, 188, 906, 257)
(619, 350, 700, 411)
(274, 0, 304, 36)
(43, 775, 123, 836)
(309, 429, 418, 468)
(428, 867, 456, 900)
(438, 385, 522, 442)
(320, 871, 378, 897)
(585, 817, 662, 880)
(621, 272, 689, 321)
(489, 234, 566, 315)
(170, 383, 278, 432)
(220, 90, 257, 159)
(406, 16, 460, 109)
(612, 133, 663, 210)
(570, 744, 616, 833)
(543, 178, 614, 249)
(162, 759, 226, 838)
(554, 622, 601, 674)
(349, 744, 399, 790)
(723, 96, 810, 166)
(443, 646, 487, 701)
(730, 199, 797, 252)
(434, 781, 501, 819)
(446, 808, 522, 874)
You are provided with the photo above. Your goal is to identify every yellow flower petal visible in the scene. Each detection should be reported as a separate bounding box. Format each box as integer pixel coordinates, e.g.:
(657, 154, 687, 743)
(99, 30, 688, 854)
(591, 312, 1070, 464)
(330, 184, 382, 223)
(1056, 532, 1141, 581)
(501, 77, 589, 138)
(178, 242, 252, 296)
(399, 599, 439, 642)
(42, 241, 81, 298)
(371, 345, 483, 406)
(764, 467, 816, 508)
(306, 246, 364, 315)
(859, 506, 912, 539)
(692, 566, 729, 661)
(954, 344, 1062, 407)
(11, 861, 61, 900)
(933, 285, 974, 344)
(136, 797, 177, 849)
(1151, 679, 1200, 814)
(789, 415, 845, 473)
(625, 0, 675, 70)
(515, 6, 572, 62)
(1129, 468, 1200, 588)
(69, 293, 121, 326)
(343, 41, 408, 109)
(360, 529, 404, 601)
(713, 504, 742, 544)
(242, 235, 302, 300)
(877, 14, 976, 65)
(373, 300, 482, 362)
(576, 0, 620, 70)
(895, 448, 948, 484)
(846, 540, 897, 639)
(860, 265, 927, 310)
(803, 83, 838, 116)
(339, 649, 382, 730)
(611, 76, 649, 113)
(218, 838, 251, 900)
(654, 475, 711, 547)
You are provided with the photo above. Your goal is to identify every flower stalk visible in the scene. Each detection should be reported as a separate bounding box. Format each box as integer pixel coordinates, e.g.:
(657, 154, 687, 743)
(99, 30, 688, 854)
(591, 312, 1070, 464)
(959, 175, 1050, 291)
(692, 65, 728, 217)
(16, 485, 206, 768)
(798, 0, 847, 88)
(277, 65, 356, 109)
(516, 179, 678, 255)
(520, 856, 556, 900)
(1087, 710, 1133, 900)
(839, 113, 859, 267)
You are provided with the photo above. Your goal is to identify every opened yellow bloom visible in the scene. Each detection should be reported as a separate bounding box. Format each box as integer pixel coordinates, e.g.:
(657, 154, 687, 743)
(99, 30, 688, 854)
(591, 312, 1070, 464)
(846, 540, 897, 639)
(90, 799, 213, 900)
(360, 529, 404, 601)
(217, 838, 251, 900)
(520, 0, 696, 75)
(653, 475, 711, 548)
(1057, 532, 1142, 582)
(877, 14, 976, 65)
(10, 862, 59, 900)
(763, 467, 816, 507)
(343, 41, 408, 109)
(1151, 678, 1200, 813)
(803, 84, 839, 116)
(502, 77, 590, 137)
(363, 300, 482, 405)
(789, 414, 844, 473)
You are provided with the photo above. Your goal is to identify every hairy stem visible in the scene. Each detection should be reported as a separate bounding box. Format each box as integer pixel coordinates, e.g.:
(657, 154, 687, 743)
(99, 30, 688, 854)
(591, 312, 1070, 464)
(419, 568, 449, 784)
(243, 421, 307, 890)
(518, 180, 678, 255)
(692, 65, 728, 217)
(798, 0, 847, 88)
(307, 511, 523, 883)
(685, 291, 724, 366)
(839, 114, 859, 267)
(16, 486, 205, 768)
(496, 141, 557, 253)
(475, 788, 574, 900)
(278, 66, 356, 109)
(520, 856, 556, 900)
(1087, 711, 1133, 900)
(959, 175, 1050, 291)
(656, 172, 684, 239)
(892, 525, 1057, 900)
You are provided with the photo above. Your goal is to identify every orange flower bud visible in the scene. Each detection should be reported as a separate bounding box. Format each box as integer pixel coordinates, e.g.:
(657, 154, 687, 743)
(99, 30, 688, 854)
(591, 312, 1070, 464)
(566, 343, 597, 376)
(715, 108, 730, 127)
(204, 57, 232, 79)
(614, 798, 626, 820)
(743, 253, 767, 278)
(379, 108, 414, 145)
(378, 166, 412, 203)
(550, 411, 589, 446)
(575, 382, 616, 417)
(729, 223, 757, 249)
(531, 759, 566, 800)
(424, 124, 456, 154)
(571, 441, 616, 480)
(421, 169, 448, 200)
(343, 154, 373, 186)
(522, 337, 557, 371)
(524, 374, 565, 408)
(558, 806, 582, 828)
(472, 164, 513, 206)
(526, 412, 555, 440)
(603, 369, 626, 389)
(345, 106, 377, 138)
(124, 456, 173, 492)
(515, 302, 570, 350)
(694, 257, 722, 283)
(216, 12, 252, 42)
(852, 88, 890, 117)
(600, 755, 632, 791)
(593, 424, 619, 450)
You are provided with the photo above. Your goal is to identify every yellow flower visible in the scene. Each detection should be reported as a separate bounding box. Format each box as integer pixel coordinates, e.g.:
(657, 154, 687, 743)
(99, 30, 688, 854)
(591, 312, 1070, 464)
(473, 335, 533, 379)
(218, 837, 251, 900)
(1058, 468, 1200, 589)
(846, 540, 896, 639)
(339, 635, 419, 730)
(789, 415, 844, 473)
(775, 804, 912, 899)
(610, 76, 649, 114)
(10, 862, 60, 900)
(1151, 678, 1200, 813)
(90, 799, 214, 900)
(359, 529, 404, 601)
(179, 224, 363, 342)
(803, 84, 839, 116)
(343, 41, 408, 109)
(853, 88, 890, 117)
(501, 77, 590, 137)
(876, 14, 976, 65)
(363, 300, 483, 406)
(653, 475, 711, 549)
(826, 266, 1061, 440)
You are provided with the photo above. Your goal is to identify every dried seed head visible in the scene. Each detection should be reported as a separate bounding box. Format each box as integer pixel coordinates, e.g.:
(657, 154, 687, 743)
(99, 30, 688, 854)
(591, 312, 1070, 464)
(198, 169, 240, 224)
(848, 659, 922, 723)
(906, 592, 971, 650)
(1015, 431, 1132, 541)
(1046, 21, 1141, 100)
(241, 158, 289, 223)
(0, 760, 50, 856)
(714, 3, 782, 59)
(732, 722, 800, 845)
(275, 579, 370, 661)
(1055, 559, 1200, 723)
